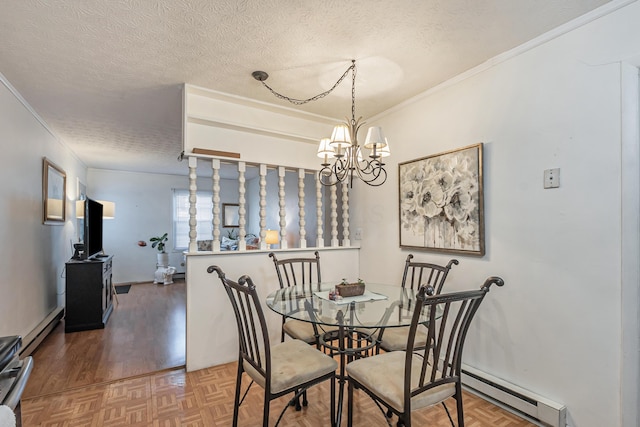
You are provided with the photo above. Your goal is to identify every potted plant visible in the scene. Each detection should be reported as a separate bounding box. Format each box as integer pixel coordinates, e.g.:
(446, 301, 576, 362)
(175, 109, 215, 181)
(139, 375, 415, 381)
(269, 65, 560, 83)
(150, 233, 169, 267)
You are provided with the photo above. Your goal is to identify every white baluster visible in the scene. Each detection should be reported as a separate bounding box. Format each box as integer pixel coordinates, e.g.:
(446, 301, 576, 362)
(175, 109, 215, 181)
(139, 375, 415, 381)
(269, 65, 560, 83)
(278, 166, 288, 249)
(238, 162, 246, 251)
(298, 168, 307, 248)
(212, 159, 221, 251)
(188, 156, 198, 253)
(330, 184, 339, 247)
(259, 164, 268, 250)
(316, 173, 324, 248)
(342, 181, 350, 246)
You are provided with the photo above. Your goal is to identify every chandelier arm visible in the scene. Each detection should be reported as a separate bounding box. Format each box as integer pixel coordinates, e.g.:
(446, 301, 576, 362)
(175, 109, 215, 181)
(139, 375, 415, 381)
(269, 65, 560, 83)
(350, 156, 387, 186)
(257, 62, 355, 106)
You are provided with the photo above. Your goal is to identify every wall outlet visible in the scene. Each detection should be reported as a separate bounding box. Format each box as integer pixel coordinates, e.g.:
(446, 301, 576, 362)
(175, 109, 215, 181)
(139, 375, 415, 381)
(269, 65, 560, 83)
(354, 228, 363, 240)
(544, 168, 560, 189)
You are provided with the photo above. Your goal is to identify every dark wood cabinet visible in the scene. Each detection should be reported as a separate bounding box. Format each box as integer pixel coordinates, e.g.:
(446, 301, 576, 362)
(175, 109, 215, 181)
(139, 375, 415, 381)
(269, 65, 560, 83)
(64, 255, 114, 333)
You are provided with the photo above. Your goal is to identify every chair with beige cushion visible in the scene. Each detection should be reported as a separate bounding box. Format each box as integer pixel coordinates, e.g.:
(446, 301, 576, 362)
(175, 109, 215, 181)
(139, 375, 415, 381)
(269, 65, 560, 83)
(269, 251, 324, 345)
(269, 251, 335, 410)
(376, 255, 459, 353)
(347, 277, 504, 427)
(208, 265, 337, 427)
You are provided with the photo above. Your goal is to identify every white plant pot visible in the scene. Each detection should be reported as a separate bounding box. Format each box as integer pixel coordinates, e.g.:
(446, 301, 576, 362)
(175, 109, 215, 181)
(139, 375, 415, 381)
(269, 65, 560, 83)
(157, 252, 169, 267)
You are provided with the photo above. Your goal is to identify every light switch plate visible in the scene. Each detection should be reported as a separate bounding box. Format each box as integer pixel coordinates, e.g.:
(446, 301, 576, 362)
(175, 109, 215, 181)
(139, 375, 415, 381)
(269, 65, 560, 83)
(544, 168, 560, 189)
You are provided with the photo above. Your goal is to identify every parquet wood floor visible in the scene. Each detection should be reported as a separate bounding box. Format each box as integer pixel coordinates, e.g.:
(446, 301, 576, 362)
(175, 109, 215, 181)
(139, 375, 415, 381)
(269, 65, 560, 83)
(21, 279, 534, 426)
(23, 362, 536, 426)
(23, 281, 186, 398)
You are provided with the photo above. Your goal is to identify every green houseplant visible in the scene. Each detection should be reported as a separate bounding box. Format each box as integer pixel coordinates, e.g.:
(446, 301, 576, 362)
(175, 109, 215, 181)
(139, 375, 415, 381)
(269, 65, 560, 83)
(149, 233, 172, 283)
(150, 233, 170, 274)
(150, 233, 168, 253)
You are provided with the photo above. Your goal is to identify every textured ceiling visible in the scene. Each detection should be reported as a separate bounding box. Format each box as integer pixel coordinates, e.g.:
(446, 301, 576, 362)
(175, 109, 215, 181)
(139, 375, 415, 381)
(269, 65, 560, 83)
(0, 0, 613, 176)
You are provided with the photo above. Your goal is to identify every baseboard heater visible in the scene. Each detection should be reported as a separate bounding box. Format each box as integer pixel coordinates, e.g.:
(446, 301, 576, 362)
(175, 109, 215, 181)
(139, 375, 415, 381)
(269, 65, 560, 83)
(19, 306, 64, 357)
(461, 364, 566, 427)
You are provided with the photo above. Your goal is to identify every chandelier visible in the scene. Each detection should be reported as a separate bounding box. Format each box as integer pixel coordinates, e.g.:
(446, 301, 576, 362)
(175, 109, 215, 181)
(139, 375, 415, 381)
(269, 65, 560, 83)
(252, 60, 390, 187)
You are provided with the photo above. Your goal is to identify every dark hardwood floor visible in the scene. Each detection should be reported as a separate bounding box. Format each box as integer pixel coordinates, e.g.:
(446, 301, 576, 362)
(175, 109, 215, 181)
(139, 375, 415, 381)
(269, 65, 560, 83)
(23, 280, 186, 398)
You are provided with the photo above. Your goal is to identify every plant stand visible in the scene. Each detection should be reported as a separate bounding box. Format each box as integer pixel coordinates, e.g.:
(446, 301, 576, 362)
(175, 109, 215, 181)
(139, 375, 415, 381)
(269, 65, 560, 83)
(153, 253, 175, 285)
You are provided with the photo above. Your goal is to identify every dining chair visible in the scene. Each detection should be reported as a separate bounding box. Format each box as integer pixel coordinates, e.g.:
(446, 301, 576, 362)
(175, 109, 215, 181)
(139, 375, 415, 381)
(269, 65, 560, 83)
(268, 251, 323, 345)
(208, 265, 337, 427)
(376, 255, 459, 352)
(269, 251, 334, 410)
(346, 276, 504, 427)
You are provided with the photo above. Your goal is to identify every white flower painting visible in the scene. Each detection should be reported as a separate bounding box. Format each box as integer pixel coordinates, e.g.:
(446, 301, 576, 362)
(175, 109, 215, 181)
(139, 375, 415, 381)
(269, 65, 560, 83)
(399, 143, 484, 255)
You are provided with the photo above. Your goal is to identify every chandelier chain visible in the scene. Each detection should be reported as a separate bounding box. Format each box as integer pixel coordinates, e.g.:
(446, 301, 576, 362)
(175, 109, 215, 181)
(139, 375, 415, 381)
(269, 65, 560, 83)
(351, 61, 357, 124)
(258, 62, 355, 106)
(251, 59, 388, 187)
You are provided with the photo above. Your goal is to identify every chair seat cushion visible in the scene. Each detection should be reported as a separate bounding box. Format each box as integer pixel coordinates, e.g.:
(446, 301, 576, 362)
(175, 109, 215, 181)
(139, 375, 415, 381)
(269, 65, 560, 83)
(379, 325, 429, 352)
(283, 319, 340, 343)
(283, 319, 317, 343)
(346, 351, 455, 412)
(244, 339, 338, 395)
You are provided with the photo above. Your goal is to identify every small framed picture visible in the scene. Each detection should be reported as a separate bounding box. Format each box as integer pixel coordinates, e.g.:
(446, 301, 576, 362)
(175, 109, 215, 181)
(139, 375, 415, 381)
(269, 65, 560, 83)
(222, 203, 240, 227)
(43, 158, 67, 224)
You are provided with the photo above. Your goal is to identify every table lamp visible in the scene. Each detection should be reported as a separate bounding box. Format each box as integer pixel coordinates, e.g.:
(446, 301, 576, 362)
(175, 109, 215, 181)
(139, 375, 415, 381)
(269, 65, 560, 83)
(265, 229, 279, 249)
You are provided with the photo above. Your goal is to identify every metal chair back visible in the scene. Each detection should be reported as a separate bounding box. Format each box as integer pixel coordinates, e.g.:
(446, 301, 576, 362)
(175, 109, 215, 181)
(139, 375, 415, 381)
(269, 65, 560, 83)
(401, 254, 459, 292)
(269, 251, 321, 291)
(208, 266, 270, 383)
(403, 277, 505, 424)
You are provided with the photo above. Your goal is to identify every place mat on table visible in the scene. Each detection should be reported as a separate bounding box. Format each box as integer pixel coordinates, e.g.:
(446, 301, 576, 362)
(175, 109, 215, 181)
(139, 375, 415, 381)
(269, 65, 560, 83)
(314, 290, 388, 305)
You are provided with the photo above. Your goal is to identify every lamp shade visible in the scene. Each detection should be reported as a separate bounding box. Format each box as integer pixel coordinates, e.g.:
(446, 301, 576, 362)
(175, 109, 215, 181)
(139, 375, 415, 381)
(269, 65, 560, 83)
(363, 126, 387, 149)
(76, 200, 85, 218)
(265, 229, 279, 245)
(99, 200, 115, 219)
(329, 124, 352, 148)
(364, 126, 387, 150)
(317, 138, 335, 159)
(76, 199, 115, 219)
(378, 138, 391, 157)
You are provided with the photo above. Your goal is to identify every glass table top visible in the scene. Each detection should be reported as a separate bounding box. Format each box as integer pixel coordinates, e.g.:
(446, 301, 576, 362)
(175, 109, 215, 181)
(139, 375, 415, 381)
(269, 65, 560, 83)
(265, 282, 433, 329)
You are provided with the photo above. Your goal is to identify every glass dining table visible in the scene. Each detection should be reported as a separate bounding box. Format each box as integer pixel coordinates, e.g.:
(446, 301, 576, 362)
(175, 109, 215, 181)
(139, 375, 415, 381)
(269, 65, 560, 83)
(265, 282, 431, 425)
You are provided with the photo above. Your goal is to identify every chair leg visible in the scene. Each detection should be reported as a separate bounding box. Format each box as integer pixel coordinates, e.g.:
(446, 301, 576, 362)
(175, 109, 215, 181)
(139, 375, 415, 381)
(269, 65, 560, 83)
(455, 386, 465, 427)
(263, 394, 271, 427)
(331, 375, 336, 427)
(232, 364, 243, 427)
(442, 401, 455, 427)
(347, 379, 354, 427)
(400, 413, 411, 427)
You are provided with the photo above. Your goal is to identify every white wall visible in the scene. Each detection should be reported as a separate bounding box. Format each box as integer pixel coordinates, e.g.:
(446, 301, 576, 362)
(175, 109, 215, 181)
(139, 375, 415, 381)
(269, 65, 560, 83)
(352, 3, 640, 426)
(185, 247, 360, 371)
(0, 75, 86, 339)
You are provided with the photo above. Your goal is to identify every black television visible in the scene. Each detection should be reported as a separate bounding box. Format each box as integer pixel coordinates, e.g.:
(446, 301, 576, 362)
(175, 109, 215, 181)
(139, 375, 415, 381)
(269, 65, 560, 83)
(82, 198, 104, 259)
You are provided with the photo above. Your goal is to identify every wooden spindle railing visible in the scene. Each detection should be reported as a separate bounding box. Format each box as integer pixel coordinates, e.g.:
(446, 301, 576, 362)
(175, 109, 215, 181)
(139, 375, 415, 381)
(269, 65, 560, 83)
(185, 156, 352, 252)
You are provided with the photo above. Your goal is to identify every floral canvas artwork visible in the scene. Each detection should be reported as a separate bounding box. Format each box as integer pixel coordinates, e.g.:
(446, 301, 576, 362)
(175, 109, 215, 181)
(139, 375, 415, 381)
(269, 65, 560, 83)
(399, 143, 484, 256)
